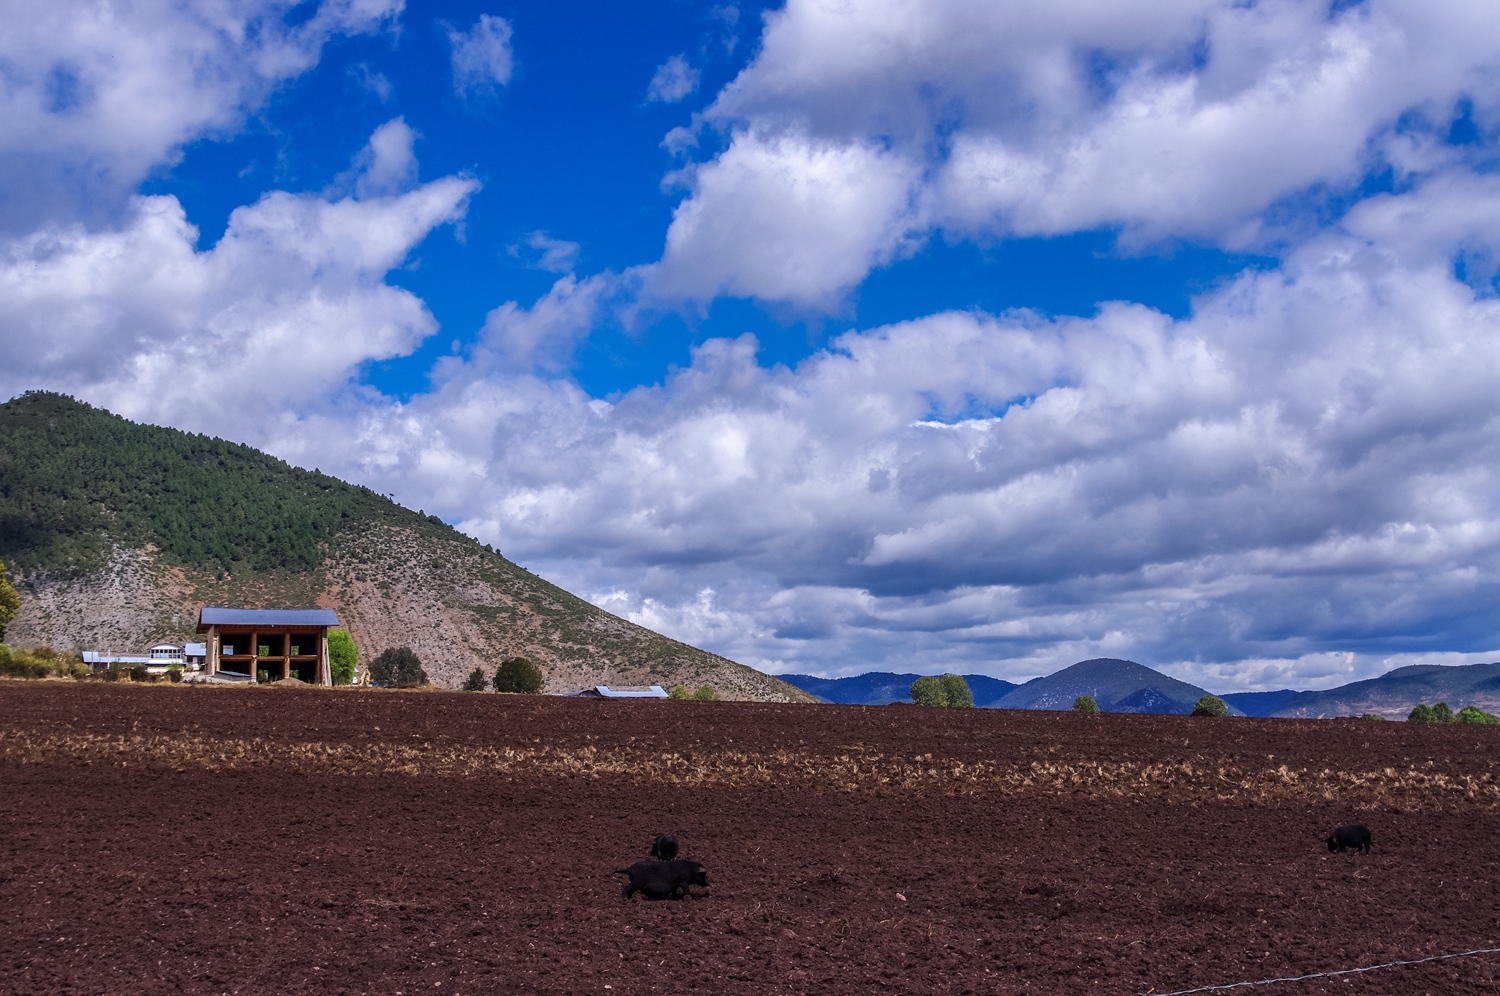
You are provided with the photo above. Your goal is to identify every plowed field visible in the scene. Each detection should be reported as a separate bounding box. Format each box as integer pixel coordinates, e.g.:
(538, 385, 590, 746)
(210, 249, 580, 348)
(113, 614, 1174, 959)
(3, 682, 1500, 995)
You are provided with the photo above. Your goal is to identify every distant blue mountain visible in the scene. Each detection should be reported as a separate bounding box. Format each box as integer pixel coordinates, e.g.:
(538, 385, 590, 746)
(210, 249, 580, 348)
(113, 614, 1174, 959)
(993, 658, 1246, 716)
(1220, 689, 1301, 717)
(964, 675, 1021, 708)
(1271, 663, 1500, 719)
(778, 672, 1017, 707)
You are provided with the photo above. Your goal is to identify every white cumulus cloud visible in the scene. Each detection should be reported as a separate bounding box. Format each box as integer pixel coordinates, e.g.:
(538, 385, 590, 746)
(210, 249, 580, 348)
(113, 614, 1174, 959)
(647, 54, 700, 104)
(648, 130, 924, 308)
(0, 138, 478, 440)
(0, 0, 402, 232)
(649, 0, 1500, 307)
(448, 14, 516, 98)
(273, 176, 1500, 688)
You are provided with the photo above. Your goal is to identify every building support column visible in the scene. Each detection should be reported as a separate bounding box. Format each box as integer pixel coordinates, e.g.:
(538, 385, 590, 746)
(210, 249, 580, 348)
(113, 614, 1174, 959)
(319, 629, 331, 687)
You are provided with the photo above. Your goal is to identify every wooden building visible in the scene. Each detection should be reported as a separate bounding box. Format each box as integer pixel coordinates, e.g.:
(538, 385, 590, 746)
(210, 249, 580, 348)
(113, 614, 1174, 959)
(197, 608, 340, 685)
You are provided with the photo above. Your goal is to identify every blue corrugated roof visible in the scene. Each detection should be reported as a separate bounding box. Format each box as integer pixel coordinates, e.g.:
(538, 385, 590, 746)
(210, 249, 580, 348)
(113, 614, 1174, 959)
(198, 608, 339, 628)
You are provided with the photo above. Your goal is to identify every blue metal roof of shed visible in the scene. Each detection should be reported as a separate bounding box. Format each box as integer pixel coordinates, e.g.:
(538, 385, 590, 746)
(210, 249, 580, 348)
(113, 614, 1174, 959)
(197, 608, 339, 629)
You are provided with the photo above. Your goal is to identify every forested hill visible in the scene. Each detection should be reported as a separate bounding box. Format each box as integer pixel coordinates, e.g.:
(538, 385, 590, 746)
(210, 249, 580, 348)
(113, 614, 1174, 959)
(0, 392, 812, 702)
(1, 391, 407, 575)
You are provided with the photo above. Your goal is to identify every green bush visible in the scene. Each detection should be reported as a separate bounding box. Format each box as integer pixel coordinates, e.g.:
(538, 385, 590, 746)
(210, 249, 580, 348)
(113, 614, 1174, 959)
(1360, 713, 1386, 721)
(1432, 702, 1455, 723)
(0, 559, 18, 644)
(1073, 695, 1099, 713)
(490, 656, 542, 694)
(939, 674, 974, 708)
(909, 675, 947, 706)
(462, 666, 488, 691)
(256, 668, 270, 683)
(369, 646, 428, 688)
(0, 645, 76, 679)
(327, 629, 358, 686)
(1457, 705, 1499, 725)
(668, 684, 690, 700)
(101, 665, 120, 682)
(1191, 695, 1228, 717)
(129, 665, 152, 682)
(692, 685, 719, 701)
(1408, 703, 1435, 724)
(165, 666, 183, 683)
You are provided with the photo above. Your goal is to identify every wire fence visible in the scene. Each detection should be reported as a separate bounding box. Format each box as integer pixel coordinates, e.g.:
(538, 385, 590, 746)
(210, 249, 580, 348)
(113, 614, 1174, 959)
(1143, 945, 1500, 995)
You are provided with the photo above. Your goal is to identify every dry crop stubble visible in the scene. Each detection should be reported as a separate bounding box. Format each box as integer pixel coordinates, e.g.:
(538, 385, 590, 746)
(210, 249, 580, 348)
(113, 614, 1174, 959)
(1, 721, 1496, 808)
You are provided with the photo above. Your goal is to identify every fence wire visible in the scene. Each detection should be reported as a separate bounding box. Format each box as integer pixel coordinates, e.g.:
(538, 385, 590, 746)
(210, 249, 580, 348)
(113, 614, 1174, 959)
(1143, 945, 1500, 995)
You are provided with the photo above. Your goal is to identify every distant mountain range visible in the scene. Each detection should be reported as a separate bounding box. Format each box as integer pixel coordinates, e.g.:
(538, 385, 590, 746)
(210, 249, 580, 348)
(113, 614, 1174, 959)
(781, 659, 1235, 714)
(993, 658, 1245, 715)
(782, 660, 1500, 719)
(1220, 689, 1302, 717)
(1272, 663, 1500, 719)
(778, 672, 1017, 707)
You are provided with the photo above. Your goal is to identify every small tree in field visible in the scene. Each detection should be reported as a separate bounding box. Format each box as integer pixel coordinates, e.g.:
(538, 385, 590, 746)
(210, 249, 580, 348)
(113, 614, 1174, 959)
(910, 675, 948, 707)
(692, 685, 719, 701)
(939, 674, 974, 708)
(668, 684, 690, 700)
(491, 657, 543, 694)
(369, 646, 427, 688)
(327, 629, 358, 686)
(1192, 695, 1227, 717)
(1432, 702, 1455, 723)
(462, 666, 488, 691)
(1458, 705, 1499, 724)
(1408, 704, 1435, 723)
(1073, 695, 1099, 713)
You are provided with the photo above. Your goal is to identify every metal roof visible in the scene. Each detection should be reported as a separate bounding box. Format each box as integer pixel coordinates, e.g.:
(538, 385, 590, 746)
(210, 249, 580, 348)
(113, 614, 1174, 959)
(594, 685, 668, 698)
(197, 608, 340, 629)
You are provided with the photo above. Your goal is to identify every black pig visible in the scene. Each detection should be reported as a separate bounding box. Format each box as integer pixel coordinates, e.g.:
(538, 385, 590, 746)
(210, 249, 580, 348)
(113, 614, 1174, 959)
(650, 834, 679, 861)
(618, 859, 709, 901)
(1326, 824, 1372, 853)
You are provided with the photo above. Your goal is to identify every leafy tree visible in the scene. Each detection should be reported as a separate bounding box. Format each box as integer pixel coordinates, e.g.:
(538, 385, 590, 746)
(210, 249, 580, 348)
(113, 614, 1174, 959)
(491, 656, 543, 694)
(668, 684, 690, 700)
(1432, 702, 1455, 724)
(1360, 713, 1387, 721)
(939, 673, 974, 708)
(461, 666, 488, 691)
(1073, 695, 1099, 713)
(692, 685, 719, 701)
(910, 675, 948, 706)
(327, 629, 358, 686)
(1457, 705, 1498, 724)
(0, 558, 19, 643)
(1191, 695, 1228, 717)
(1408, 703, 1435, 724)
(369, 646, 428, 688)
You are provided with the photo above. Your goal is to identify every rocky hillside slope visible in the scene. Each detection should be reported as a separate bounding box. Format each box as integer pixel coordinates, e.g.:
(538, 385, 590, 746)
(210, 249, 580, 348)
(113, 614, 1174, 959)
(0, 392, 812, 702)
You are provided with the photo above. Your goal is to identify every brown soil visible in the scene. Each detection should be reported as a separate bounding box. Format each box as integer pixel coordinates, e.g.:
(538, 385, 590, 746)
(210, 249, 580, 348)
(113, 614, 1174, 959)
(3, 682, 1500, 994)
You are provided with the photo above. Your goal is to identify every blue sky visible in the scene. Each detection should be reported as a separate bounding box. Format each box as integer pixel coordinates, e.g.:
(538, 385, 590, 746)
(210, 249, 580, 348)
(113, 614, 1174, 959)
(6, 0, 1500, 690)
